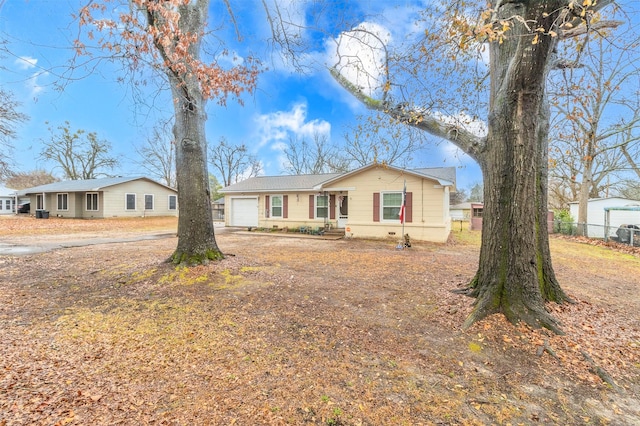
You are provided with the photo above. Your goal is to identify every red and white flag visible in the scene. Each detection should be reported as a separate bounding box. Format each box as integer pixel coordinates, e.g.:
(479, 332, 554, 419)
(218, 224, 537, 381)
(399, 181, 406, 224)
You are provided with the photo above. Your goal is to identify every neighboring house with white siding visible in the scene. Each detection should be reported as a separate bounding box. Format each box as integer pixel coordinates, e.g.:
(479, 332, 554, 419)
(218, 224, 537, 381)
(0, 186, 27, 215)
(221, 163, 455, 243)
(17, 177, 178, 218)
(569, 197, 640, 239)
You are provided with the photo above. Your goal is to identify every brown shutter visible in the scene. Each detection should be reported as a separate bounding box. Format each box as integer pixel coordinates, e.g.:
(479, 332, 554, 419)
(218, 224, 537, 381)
(309, 195, 314, 219)
(405, 192, 413, 223)
(283, 195, 288, 219)
(373, 192, 380, 222)
(329, 194, 336, 220)
(265, 195, 270, 218)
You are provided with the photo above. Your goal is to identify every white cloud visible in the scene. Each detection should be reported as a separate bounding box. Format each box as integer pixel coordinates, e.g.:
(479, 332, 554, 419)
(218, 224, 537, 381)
(253, 101, 331, 171)
(254, 101, 331, 149)
(14, 56, 38, 70)
(329, 22, 391, 98)
(432, 111, 488, 138)
(26, 71, 48, 97)
(216, 50, 245, 67)
(11, 56, 47, 96)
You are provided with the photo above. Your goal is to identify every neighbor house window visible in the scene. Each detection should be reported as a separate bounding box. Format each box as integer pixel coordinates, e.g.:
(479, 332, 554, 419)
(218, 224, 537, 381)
(168, 195, 177, 210)
(144, 194, 154, 210)
(36, 194, 44, 210)
(316, 195, 328, 218)
(57, 193, 68, 211)
(382, 192, 403, 221)
(86, 193, 99, 211)
(271, 195, 283, 218)
(125, 193, 136, 210)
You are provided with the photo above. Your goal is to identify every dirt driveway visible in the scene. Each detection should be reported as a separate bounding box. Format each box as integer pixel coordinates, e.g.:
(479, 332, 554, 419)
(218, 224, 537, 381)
(1, 216, 639, 425)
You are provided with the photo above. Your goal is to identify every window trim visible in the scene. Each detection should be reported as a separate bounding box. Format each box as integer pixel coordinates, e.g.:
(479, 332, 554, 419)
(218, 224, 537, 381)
(57, 193, 69, 211)
(144, 194, 154, 211)
(270, 194, 283, 218)
(380, 191, 403, 222)
(125, 193, 136, 211)
(86, 192, 99, 211)
(168, 194, 177, 210)
(315, 194, 329, 219)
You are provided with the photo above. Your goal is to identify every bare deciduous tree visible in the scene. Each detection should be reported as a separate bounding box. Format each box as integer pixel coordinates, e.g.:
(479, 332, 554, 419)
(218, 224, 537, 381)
(5, 170, 58, 189)
(0, 89, 28, 181)
(549, 32, 640, 234)
(208, 137, 260, 187)
(283, 132, 349, 175)
(40, 121, 119, 180)
(135, 122, 176, 188)
(342, 114, 425, 168)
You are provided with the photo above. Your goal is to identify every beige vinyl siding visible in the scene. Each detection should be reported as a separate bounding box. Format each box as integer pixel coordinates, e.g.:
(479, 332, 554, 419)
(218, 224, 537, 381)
(223, 165, 452, 242)
(327, 167, 448, 242)
(260, 192, 329, 229)
(101, 180, 177, 217)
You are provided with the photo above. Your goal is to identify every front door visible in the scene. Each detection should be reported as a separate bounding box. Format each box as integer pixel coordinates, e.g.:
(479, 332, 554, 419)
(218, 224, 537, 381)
(337, 195, 348, 228)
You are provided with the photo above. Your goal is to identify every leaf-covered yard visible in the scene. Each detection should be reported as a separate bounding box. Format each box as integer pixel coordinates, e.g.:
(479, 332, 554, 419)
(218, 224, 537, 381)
(0, 216, 639, 425)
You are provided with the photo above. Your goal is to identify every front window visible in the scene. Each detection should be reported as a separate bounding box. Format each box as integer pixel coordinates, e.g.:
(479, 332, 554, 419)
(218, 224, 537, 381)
(316, 195, 328, 218)
(86, 193, 99, 211)
(57, 193, 68, 211)
(125, 193, 136, 210)
(145, 194, 154, 210)
(36, 194, 44, 210)
(271, 195, 283, 218)
(168, 195, 177, 210)
(382, 192, 402, 221)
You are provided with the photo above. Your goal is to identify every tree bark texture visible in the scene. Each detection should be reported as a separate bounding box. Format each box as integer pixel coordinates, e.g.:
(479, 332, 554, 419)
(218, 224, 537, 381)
(465, 1, 571, 332)
(147, 1, 223, 265)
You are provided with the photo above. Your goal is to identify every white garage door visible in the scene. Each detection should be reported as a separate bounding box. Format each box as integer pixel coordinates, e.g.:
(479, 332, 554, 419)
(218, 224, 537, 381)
(230, 197, 258, 227)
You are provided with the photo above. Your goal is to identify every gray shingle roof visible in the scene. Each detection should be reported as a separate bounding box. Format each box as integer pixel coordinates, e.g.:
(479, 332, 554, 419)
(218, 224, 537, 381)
(0, 186, 18, 197)
(17, 177, 175, 195)
(222, 173, 342, 193)
(222, 164, 456, 193)
(414, 167, 456, 187)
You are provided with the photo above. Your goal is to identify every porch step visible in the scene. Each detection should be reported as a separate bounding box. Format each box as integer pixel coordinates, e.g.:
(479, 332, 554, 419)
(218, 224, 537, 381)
(324, 228, 345, 237)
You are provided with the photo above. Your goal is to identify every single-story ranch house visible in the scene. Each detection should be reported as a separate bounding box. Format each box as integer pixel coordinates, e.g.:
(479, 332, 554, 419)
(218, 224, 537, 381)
(17, 177, 178, 218)
(222, 163, 456, 243)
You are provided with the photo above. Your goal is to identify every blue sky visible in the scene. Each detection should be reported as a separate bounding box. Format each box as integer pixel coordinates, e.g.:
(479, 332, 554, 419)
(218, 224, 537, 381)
(0, 0, 484, 192)
(1, 0, 637, 193)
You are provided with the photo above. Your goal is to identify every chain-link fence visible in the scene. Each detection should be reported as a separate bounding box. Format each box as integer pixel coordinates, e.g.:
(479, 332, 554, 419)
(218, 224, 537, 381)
(553, 220, 640, 246)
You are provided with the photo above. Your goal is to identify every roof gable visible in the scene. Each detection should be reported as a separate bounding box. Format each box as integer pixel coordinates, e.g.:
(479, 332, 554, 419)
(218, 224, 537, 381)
(318, 163, 456, 188)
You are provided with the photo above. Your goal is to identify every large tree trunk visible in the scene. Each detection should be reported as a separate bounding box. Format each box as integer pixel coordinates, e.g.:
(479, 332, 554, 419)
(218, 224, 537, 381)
(170, 81, 223, 265)
(148, 1, 224, 265)
(464, 1, 570, 333)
